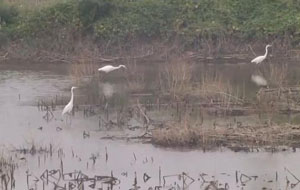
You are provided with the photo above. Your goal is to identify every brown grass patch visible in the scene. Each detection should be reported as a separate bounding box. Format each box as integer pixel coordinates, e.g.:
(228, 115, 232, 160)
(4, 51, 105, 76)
(265, 63, 288, 88)
(152, 120, 300, 150)
(125, 60, 146, 93)
(69, 49, 99, 81)
(159, 57, 193, 99)
(196, 71, 243, 104)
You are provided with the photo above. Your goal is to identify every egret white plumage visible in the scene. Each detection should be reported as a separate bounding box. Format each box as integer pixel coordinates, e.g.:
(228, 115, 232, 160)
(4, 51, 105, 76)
(251, 44, 272, 64)
(98, 65, 127, 73)
(62, 86, 77, 116)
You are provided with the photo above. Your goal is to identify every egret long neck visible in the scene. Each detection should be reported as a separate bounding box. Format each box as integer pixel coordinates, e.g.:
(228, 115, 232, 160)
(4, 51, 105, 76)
(70, 89, 74, 103)
(264, 46, 269, 57)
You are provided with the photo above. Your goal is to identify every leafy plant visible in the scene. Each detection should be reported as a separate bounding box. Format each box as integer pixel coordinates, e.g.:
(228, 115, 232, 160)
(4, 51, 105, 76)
(2, 0, 300, 47)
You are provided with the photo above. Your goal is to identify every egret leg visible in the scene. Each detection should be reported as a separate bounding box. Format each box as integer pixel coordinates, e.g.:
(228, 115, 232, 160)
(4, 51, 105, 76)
(69, 114, 72, 125)
(64, 113, 72, 125)
(67, 113, 72, 125)
(64, 114, 68, 125)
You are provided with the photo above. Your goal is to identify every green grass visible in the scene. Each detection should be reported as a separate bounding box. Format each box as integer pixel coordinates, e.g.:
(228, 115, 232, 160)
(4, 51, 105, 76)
(1, 0, 300, 48)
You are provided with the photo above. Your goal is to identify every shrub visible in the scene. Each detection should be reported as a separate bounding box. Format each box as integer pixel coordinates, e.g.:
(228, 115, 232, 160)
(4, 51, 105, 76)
(0, 2, 18, 26)
(2, 0, 300, 47)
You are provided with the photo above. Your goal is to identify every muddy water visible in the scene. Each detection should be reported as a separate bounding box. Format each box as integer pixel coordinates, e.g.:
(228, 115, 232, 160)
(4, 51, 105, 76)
(0, 62, 300, 190)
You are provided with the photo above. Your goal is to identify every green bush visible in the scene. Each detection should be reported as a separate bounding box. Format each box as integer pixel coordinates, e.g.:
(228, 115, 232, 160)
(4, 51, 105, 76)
(94, 0, 176, 41)
(14, 0, 80, 37)
(2, 0, 300, 46)
(79, 0, 114, 28)
(0, 2, 18, 26)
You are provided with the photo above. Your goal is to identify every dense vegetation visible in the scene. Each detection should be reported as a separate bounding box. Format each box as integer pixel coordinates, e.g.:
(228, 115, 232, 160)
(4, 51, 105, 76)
(1, 0, 300, 48)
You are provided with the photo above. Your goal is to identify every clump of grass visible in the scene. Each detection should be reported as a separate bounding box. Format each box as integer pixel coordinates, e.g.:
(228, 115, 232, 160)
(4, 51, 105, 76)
(255, 63, 290, 121)
(158, 56, 243, 108)
(152, 117, 300, 149)
(70, 49, 98, 80)
(200, 72, 234, 98)
(152, 117, 201, 147)
(266, 63, 288, 88)
(194, 71, 244, 106)
(70, 60, 97, 81)
(151, 114, 215, 147)
(125, 62, 146, 93)
(0, 152, 17, 190)
(159, 57, 193, 99)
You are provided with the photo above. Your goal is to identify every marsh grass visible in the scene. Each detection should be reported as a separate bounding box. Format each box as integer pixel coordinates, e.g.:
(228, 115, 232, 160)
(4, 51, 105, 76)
(255, 63, 290, 122)
(197, 71, 243, 105)
(266, 63, 288, 88)
(70, 48, 99, 82)
(158, 56, 243, 106)
(70, 60, 97, 82)
(152, 115, 300, 149)
(125, 60, 146, 93)
(0, 151, 17, 190)
(14, 141, 54, 156)
(152, 114, 205, 147)
(159, 57, 193, 99)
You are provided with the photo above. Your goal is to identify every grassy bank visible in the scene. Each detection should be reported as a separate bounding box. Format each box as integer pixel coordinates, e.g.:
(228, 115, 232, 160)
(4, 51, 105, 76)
(1, 0, 300, 54)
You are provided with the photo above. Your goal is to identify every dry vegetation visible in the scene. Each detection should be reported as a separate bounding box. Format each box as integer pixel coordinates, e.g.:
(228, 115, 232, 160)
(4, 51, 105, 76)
(158, 57, 243, 104)
(125, 60, 146, 93)
(65, 51, 300, 150)
(149, 56, 300, 149)
(197, 71, 243, 105)
(70, 50, 98, 81)
(159, 57, 193, 99)
(0, 152, 17, 190)
(152, 119, 300, 150)
(264, 62, 288, 88)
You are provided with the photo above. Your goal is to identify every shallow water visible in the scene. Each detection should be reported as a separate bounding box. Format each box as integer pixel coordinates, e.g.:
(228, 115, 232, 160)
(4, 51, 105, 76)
(0, 62, 300, 190)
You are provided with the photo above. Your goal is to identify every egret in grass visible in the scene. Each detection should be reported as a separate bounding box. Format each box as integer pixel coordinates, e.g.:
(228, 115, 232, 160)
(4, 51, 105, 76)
(98, 65, 127, 73)
(251, 44, 272, 64)
(62, 86, 78, 117)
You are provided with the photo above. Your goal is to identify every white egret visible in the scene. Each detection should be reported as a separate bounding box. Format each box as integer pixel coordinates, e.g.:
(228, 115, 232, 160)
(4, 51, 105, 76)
(251, 44, 272, 64)
(98, 65, 127, 73)
(62, 86, 78, 116)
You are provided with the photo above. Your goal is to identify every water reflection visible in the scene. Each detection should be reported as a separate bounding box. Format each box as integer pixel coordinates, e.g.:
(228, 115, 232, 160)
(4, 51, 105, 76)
(251, 74, 268, 87)
(100, 82, 115, 98)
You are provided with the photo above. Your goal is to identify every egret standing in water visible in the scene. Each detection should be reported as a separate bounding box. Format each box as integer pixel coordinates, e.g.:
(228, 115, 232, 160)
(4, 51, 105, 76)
(251, 44, 272, 64)
(62, 87, 78, 122)
(98, 65, 127, 73)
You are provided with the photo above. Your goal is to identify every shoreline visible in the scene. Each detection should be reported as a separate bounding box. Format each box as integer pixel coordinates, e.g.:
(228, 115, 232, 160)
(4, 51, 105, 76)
(0, 40, 298, 66)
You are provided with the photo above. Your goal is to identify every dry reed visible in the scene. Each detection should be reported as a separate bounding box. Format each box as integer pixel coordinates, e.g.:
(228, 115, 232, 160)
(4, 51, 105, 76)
(159, 57, 193, 99)
(265, 63, 288, 88)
